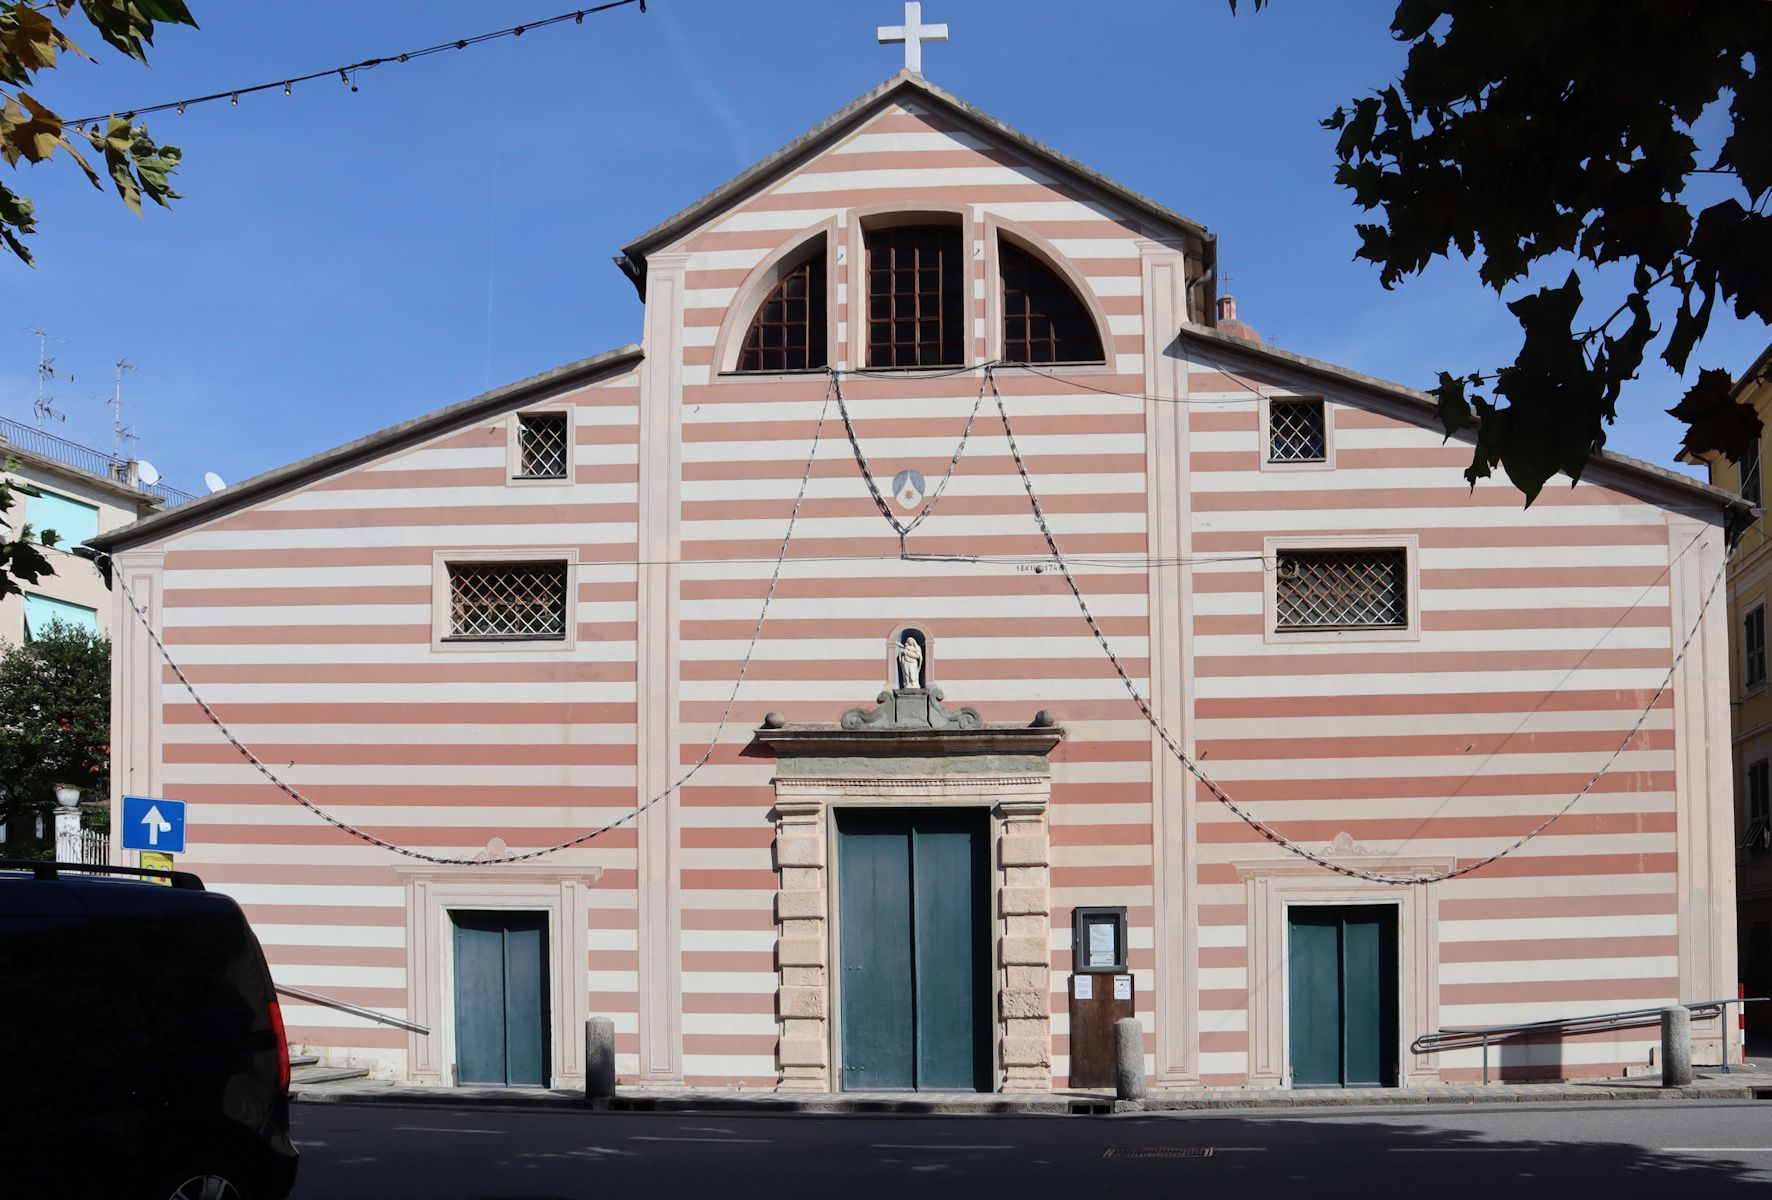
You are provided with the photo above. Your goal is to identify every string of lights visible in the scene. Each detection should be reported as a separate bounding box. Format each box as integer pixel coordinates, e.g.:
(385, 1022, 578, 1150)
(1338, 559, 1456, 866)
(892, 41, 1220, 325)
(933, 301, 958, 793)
(65, 1, 646, 127)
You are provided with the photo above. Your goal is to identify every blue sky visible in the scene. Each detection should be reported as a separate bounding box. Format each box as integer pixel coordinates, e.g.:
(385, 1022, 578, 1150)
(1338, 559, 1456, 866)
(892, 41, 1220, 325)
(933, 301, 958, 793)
(3, 0, 1764, 497)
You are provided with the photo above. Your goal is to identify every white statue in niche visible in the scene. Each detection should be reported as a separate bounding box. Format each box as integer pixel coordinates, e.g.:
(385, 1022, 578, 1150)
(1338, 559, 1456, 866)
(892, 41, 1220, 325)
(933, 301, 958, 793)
(897, 633, 924, 689)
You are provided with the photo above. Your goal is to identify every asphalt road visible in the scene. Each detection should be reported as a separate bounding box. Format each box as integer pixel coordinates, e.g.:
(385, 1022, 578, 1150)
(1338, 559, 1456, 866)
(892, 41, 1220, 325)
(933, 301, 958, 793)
(290, 1098, 1772, 1198)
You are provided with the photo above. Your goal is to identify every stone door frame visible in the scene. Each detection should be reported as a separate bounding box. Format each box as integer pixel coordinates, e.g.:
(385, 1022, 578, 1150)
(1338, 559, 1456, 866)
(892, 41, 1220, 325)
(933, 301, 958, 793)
(773, 774, 1053, 1092)
(1235, 837, 1451, 1088)
(393, 854, 602, 1089)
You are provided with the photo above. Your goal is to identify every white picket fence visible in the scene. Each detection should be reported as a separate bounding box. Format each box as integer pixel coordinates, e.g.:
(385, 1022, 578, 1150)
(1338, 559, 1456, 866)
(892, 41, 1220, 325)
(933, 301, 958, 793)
(76, 828, 109, 865)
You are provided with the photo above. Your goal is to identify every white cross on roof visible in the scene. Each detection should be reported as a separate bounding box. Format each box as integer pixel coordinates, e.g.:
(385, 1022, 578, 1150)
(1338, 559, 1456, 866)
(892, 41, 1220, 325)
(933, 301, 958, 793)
(877, 2, 948, 76)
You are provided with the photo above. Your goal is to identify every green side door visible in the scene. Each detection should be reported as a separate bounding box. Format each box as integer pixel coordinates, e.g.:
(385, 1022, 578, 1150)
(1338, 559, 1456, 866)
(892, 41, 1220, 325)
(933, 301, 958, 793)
(453, 911, 549, 1087)
(1287, 905, 1398, 1088)
(837, 809, 990, 1091)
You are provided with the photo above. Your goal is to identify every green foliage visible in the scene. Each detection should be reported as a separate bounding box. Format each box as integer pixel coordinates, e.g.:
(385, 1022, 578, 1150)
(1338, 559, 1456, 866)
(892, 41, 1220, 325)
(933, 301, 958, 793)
(0, 1, 196, 264)
(0, 458, 59, 601)
(0, 619, 110, 840)
(1236, 1, 1771, 501)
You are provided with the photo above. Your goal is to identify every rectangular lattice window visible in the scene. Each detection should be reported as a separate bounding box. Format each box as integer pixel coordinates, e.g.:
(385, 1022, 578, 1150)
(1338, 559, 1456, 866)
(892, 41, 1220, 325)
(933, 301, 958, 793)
(447, 561, 568, 640)
(1275, 548, 1408, 630)
(1268, 398, 1327, 462)
(516, 412, 569, 479)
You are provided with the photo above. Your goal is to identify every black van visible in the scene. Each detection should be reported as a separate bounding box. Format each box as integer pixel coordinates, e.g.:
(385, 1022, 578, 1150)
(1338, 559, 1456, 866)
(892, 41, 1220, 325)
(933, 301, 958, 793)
(0, 861, 298, 1199)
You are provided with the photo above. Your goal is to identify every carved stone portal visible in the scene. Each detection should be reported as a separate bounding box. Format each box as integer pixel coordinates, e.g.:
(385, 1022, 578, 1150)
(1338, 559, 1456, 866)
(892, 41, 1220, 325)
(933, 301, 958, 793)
(756, 688, 1064, 1093)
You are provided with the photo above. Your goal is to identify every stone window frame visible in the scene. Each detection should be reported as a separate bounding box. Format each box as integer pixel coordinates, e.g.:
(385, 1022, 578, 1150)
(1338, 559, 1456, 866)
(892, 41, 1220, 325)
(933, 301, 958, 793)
(505, 404, 577, 488)
(772, 774, 1052, 1093)
(430, 548, 579, 654)
(1259, 393, 1335, 472)
(1234, 838, 1451, 1089)
(1262, 533, 1420, 645)
(712, 220, 840, 380)
(392, 851, 602, 1089)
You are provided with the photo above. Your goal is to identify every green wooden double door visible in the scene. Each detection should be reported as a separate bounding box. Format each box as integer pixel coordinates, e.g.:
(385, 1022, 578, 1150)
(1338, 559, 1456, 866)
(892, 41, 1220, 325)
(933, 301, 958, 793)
(1288, 905, 1399, 1088)
(837, 808, 991, 1092)
(453, 911, 549, 1087)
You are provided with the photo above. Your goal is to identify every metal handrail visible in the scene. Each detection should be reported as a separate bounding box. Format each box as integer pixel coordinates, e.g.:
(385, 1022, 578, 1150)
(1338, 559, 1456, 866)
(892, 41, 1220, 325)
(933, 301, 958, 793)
(275, 983, 431, 1036)
(1413, 997, 1766, 1084)
(0, 414, 198, 506)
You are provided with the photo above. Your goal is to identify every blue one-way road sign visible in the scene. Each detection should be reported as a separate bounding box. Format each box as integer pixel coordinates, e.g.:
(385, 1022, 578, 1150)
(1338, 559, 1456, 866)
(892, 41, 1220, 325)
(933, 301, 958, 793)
(121, 795, 186, 854)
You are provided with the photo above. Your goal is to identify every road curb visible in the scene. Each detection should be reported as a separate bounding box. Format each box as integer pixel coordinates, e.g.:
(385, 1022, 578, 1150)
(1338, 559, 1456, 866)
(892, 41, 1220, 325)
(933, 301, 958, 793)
(292, 1075, 1766, 1116)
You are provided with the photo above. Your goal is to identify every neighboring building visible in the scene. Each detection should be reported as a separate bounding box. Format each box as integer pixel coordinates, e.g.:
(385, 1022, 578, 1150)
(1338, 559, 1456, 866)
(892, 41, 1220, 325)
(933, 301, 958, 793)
(93, 70, 1748, 1093)
(1692, 342, 1772, 1037)
(0, 415, 193, 643)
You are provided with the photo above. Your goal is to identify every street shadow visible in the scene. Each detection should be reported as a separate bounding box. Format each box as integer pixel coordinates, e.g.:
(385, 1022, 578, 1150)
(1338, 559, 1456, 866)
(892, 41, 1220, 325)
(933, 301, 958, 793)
(290, 1101, 1772, 1199)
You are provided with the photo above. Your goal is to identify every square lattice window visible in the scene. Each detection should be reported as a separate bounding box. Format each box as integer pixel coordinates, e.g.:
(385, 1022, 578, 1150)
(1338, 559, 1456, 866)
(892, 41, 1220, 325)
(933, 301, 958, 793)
(1268, 398, 1326, 462)
(516, 412, 569, 479)
(1275, 548, 1407, 630)
(447, 561, 568, 640)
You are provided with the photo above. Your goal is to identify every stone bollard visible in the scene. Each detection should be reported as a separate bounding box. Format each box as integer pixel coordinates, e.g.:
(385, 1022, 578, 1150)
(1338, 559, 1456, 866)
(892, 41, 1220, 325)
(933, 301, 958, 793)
(1660, 1006, 1693, 1087)
(585, 1016, 616, 1104)
(1113, 1017, 1146, 1101)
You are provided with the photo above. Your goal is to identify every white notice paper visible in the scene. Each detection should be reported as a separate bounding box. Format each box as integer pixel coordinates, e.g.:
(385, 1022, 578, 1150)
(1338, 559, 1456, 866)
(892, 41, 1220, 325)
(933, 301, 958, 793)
(1087, 920, 1116, 967)
(1114, 974, 1132, 1001)
(1074, 973, 1093, 1000)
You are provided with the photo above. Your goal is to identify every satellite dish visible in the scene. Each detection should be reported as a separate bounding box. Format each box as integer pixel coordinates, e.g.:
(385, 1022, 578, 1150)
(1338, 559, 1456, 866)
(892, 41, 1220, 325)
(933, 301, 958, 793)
(136, 459, 160, 486)
(203, 471, 226, 493)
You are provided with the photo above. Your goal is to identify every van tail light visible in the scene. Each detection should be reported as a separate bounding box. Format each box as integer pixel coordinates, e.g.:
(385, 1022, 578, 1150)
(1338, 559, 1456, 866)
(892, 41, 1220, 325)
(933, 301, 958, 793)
(268, 998, 291, 1093)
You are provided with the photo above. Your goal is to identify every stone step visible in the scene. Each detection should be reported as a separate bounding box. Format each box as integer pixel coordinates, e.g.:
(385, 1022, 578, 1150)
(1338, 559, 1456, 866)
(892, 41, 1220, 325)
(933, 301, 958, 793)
(292, 1063, 371, 1085)
(289, 1054, 319, 1068)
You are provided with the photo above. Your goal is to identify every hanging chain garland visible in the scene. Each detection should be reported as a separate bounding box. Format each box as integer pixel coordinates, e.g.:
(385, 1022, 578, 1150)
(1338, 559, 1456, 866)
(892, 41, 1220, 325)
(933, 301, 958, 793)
(979, 367, 1725, 885)
(103, 364, 1724, 880)
(101, 378, 831, 866)
(831, 364, 994, 552)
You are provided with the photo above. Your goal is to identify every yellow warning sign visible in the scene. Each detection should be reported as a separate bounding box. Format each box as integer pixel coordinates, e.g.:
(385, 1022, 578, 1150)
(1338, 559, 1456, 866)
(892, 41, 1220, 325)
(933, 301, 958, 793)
(140, 850, 174, 884)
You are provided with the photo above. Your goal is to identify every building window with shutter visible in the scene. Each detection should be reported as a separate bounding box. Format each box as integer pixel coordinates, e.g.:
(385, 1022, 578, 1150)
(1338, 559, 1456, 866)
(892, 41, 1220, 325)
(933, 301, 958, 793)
(1747, 604, 1767, 689)
(514, 412, 570, 480)
(1742, 436, 1762, 506)
(1744, 760, 1771, 857)
(1275, 548, 1409, 631)
(445, 561, 569, 641)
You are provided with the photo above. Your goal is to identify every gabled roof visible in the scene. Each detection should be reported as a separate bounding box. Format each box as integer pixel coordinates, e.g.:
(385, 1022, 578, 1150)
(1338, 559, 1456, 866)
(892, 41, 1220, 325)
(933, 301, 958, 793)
(1180, 324, 1755, 520)
(88, 344, 644, 554)
(616, 70, 1215, 296)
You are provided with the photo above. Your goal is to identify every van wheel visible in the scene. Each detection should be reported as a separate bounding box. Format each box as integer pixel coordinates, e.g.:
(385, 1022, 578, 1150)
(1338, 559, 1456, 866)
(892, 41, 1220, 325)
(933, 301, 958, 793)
(159, 1165, 247, 1200)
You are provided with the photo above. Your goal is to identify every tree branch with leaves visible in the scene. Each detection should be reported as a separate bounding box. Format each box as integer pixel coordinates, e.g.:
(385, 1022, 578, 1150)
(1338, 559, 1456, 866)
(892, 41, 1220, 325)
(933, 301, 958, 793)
(1235, 0, 1772, 501)
(0, 460, 59, 600)
(0, 1, 196, 265)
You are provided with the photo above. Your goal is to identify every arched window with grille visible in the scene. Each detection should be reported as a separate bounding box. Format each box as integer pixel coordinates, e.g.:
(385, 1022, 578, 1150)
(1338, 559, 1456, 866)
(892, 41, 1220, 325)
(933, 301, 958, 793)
(735, 250, 827, 373)
(999, 240, 1104, 364)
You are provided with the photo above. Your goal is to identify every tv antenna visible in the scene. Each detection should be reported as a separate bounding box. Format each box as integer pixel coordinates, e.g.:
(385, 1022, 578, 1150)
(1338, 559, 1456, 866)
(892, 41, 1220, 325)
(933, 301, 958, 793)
(111, 358, 138, 459)
(26, 327, 68, 427)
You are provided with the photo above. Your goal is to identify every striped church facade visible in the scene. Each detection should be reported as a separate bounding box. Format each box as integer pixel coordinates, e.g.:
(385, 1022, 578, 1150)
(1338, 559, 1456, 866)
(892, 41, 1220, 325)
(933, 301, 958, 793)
(96, 71, 1743, 1092)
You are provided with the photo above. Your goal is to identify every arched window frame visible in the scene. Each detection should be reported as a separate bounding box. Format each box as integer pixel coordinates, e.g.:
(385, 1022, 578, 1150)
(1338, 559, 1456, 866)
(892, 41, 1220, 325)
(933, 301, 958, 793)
(983, 216, 1114, 371)
(846, 206, 977, 372)
(715, 220, 837, 377)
